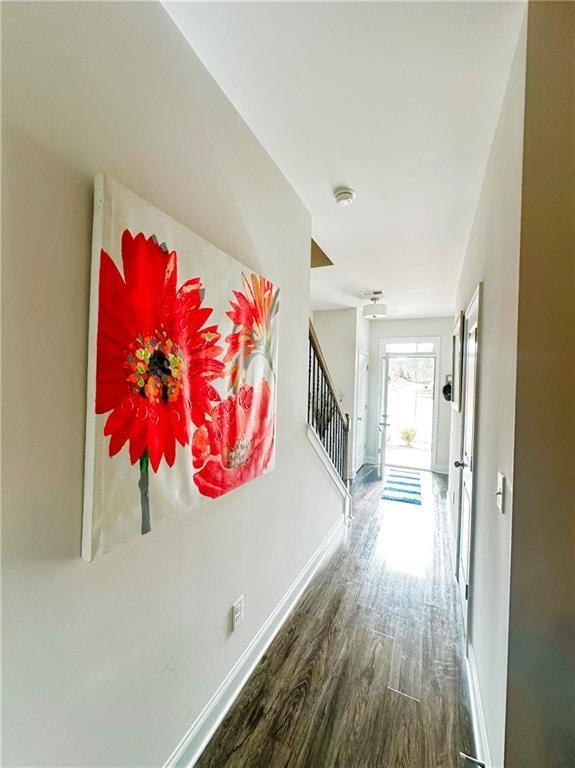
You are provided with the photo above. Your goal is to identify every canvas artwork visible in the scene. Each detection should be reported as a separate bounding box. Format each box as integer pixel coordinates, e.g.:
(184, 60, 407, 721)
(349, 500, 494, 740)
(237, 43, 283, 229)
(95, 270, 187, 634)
(82, 176, 279, 560)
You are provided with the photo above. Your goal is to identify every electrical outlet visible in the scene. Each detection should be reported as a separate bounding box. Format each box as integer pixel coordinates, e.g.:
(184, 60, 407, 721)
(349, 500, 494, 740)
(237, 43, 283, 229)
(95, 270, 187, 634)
(231, 595, 244, 632)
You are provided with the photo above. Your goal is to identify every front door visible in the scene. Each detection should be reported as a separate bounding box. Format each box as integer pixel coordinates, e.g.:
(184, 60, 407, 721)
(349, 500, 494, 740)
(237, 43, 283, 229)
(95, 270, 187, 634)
(378, 356, 389, 475)
(384, 354, 436, 470)
(456, 289, 480, 634)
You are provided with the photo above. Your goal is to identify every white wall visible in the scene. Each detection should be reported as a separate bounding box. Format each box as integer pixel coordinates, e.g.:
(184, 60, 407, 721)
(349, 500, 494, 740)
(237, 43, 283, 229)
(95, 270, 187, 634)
(448, 15, 527, 767)
(355, 313, 371, 470)
(1, 4, 343, 766)
(356, 312, 370, 359)
(366, 317, 453, 472)
(312, 308, 357, 420)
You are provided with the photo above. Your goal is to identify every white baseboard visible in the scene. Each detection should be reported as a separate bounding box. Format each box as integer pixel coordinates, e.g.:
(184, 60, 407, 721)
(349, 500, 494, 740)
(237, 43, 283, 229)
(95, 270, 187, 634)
(165, 516, 345, 768)
(466, 643, 492, 768)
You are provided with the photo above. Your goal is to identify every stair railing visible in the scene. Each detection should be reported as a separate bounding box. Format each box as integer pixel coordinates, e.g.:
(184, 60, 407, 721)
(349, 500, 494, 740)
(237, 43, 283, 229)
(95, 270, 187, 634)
(307, 321, 350, 480)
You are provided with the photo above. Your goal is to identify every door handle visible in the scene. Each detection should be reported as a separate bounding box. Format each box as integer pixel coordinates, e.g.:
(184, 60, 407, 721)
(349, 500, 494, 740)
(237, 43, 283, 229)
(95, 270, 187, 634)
(454, 460, 467, 468)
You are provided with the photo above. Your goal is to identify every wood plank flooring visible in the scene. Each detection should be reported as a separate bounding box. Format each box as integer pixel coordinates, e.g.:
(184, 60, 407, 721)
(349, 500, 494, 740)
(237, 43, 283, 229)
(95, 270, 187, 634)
(196, 466, 475, 768)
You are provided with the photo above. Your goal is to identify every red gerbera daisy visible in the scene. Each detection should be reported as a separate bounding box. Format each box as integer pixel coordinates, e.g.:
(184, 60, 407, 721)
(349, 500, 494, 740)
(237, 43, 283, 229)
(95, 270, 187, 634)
(224, 273, 279, 391)
(191, 380, 274, 498)
(95, 230, 224, 533)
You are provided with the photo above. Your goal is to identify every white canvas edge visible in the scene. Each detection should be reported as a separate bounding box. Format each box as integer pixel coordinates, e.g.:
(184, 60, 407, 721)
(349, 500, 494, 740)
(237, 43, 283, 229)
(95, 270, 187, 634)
(81, 173, 105, 562)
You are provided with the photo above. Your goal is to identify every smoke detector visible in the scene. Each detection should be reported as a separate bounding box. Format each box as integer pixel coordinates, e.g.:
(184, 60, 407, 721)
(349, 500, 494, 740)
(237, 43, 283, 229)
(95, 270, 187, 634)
(360, 290, 387, 319)
(334, 187, 356, 207)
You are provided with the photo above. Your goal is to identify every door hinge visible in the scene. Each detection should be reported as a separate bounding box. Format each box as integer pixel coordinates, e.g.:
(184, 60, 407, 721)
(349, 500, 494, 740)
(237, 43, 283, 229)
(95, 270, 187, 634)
(465, 583, 469, 600)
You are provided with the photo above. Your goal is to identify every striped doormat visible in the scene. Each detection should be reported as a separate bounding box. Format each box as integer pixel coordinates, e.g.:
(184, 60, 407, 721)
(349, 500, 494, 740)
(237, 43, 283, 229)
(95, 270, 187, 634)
(382, 469, 422, 505)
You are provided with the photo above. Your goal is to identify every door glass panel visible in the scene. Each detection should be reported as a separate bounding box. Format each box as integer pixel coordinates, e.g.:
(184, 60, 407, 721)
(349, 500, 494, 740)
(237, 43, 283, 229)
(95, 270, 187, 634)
(385, 342, 417, 353)
(379, 358, 388, 475)
(384, 355, 435, 470)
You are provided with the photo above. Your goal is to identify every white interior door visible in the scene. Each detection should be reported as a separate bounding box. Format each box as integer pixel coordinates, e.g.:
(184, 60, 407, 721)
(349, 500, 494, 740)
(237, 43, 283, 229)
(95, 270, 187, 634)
(355, 352, 369, 471)
(378, 356, 389, 475)
(456, 290, 480, 634)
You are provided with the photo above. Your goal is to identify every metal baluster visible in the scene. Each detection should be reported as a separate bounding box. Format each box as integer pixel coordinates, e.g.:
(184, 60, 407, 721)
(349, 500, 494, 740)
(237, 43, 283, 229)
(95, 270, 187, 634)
(338, 415, 342, 477)
(316, 362, 320, 436)
(307, 330, 350, 480)
(328, 380, 333, 458)
(344, 416, 349, 480)
(339, 416, 345, 478)
(332, 398, 337, 469)
(321, 371, 326, 445)
(339, 415, 345, 479)
(327, 387, 331, 460)
(341, 419, 344, 475)
(329, 391, 334, 465)
(339, 414, 345, 480)
(307, 339, 312, 424)
(315, 352, 320, 432)
(332, 398, 336, 468)
(341, 416, 345, 479)
(323, 373, 328, 448)
(318, 366, 322, 438)
(336, 407, 340, 472)
(338, 415, 342, 478)
(326, 374, 330, 449)
(322, 369, 325, 439)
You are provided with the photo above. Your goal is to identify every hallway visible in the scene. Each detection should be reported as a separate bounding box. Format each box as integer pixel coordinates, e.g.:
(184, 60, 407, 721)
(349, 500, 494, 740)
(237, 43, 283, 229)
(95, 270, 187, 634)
(197, 468, 475, 767)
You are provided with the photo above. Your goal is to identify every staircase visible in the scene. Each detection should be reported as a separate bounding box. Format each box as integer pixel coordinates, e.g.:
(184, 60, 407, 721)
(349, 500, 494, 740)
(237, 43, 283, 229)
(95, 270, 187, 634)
(307, 321, 350, 483)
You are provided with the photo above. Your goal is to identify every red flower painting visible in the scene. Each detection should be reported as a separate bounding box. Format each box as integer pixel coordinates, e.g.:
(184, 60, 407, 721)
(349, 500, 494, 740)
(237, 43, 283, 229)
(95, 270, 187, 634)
(224, 273, 279, 391)
(96, 230, 224, 533)
(83, 177, 282, 561)
(192, 380, 274, 498)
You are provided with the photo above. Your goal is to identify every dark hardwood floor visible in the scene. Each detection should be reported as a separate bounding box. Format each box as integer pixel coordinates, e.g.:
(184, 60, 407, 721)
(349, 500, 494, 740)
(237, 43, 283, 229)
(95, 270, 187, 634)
(196, 465, 475, 768)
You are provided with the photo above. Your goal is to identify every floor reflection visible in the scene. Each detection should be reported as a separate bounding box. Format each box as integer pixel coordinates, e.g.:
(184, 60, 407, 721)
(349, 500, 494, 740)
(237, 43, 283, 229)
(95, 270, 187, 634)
(374, 472, 434, 576)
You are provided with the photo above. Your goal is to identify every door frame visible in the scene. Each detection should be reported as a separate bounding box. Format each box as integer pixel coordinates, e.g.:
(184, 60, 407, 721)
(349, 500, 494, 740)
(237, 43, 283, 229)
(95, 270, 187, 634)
(377, 355, 389, 474)
(354, 350, 369, 472)
(455, 284, 482, 641)
(377, 336, 441, 472)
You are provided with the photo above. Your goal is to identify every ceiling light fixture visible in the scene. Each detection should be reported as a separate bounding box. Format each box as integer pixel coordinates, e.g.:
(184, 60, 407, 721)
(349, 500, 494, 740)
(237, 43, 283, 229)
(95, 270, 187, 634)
(360, 290, 387, 320)
(334, 187, 356, 207)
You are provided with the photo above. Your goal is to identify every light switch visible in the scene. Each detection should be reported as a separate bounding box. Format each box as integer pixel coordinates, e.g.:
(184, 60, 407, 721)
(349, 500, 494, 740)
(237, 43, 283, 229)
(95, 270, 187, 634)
(496, 471, 505, 513)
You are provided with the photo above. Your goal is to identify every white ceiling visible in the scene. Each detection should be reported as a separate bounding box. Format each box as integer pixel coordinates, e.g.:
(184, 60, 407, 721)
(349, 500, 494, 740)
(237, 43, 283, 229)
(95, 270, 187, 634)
(166, 1, 525, 318)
